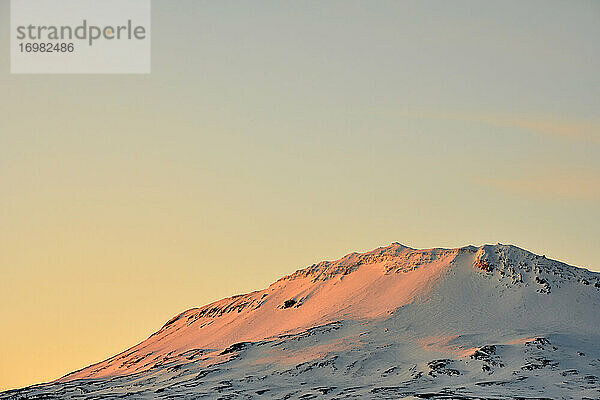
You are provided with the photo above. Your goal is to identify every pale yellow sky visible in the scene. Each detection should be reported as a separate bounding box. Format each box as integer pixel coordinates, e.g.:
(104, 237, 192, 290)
(1, 0, 599, 391)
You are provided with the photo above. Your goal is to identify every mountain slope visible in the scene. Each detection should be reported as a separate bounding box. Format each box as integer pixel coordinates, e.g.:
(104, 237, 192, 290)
(2, 243, 600, 399)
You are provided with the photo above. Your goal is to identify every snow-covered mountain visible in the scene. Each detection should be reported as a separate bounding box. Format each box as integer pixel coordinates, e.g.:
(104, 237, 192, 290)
(3, 243, 600, 399)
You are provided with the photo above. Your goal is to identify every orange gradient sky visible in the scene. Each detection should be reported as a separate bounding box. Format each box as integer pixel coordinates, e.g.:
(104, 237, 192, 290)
(1, 0, 599, 391)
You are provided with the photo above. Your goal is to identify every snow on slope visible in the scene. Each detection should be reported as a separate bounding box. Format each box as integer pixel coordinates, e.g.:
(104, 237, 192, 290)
(2, 243, 600, 399)
(60, 243, 459, 381)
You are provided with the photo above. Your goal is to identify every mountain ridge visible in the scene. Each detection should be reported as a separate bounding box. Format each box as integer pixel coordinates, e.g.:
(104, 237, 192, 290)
(56, 242, 599, 383)
(3, 242, 599, 399)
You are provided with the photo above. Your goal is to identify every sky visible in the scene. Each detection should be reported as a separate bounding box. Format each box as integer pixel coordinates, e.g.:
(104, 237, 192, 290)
(1, 0, 599, 392)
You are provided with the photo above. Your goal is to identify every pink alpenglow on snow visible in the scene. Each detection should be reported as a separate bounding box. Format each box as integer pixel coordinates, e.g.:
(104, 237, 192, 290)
(61, 243, 460, 381)
(3, 243, 600, 400)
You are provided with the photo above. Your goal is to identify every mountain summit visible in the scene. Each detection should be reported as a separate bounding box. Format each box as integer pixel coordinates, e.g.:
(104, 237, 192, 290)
(3, 243, 600, 399)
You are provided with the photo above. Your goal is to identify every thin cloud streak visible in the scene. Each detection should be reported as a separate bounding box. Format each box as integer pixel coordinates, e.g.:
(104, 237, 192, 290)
(475, 114, 600, 144)
(476, 173, 600, 201)
(406, 111, 600, 144)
